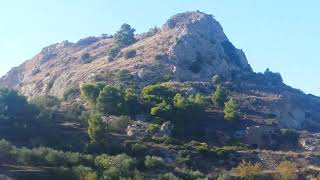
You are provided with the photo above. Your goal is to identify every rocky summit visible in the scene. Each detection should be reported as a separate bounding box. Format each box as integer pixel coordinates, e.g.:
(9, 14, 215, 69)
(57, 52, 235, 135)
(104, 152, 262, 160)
(0, 11, 251, 97)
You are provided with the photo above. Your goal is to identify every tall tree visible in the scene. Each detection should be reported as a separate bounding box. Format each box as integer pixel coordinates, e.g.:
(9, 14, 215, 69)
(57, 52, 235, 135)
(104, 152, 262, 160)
(224, 98, 241, 121)
(114, 23, 136, 47)
(88, 111, 107, 144)
(211, 85, 227, 107)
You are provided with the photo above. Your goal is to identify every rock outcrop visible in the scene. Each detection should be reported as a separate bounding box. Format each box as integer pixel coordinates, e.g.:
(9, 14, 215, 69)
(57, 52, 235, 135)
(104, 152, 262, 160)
(0, 11, 251, 98)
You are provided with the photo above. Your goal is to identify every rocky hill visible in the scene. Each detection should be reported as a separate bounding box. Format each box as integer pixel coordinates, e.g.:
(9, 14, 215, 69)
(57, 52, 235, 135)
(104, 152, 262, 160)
(1, 11, 320, 132)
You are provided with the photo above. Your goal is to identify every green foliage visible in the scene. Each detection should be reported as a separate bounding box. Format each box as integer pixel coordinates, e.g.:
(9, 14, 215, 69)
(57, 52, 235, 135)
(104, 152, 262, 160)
(280, 128, 299, 141)
(122, 88, 142, 116)
(96, 85, 122, 115)
(107, 45, 121, 60)
(63, 87, 80, 101)
(88, 111, 107, 144)
(141, 84, 176, 105)
(124, 49, 136, 59)
(65, 103, 88, 126)
(80, 83, 104, 105)
(157, 173, 181, 180)
(224, 98, 241, 121)
(175, 151, 191, 166)
(109, 116, 132, 133)
(30, 95, 60, 123)
(151, 101, 173, 118)
(147, 124, 160, 135)
(73, 166, 97, 180)
(144, 156, 165, 169)
(80, 53, 92, 64)
(0, 86, 38, 127)
(212, 85, 227, 107)
(95, 154, 135, 176)
(172, 93, 206, 137)
(131, 143, 147, 156)
(10, 145, 94, 167)
(114, 23, 136, 47)
(217, 173, 233, 180)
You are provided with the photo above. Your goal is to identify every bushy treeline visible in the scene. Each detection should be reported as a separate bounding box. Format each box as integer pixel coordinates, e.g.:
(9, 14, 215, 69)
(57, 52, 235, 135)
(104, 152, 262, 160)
(80, 82, 210, 138)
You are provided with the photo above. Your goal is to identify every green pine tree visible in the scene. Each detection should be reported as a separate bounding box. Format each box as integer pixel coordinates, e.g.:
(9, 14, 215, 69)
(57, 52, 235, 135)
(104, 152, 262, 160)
(211, 85, 227, 107)
(224, 98, 241, 121)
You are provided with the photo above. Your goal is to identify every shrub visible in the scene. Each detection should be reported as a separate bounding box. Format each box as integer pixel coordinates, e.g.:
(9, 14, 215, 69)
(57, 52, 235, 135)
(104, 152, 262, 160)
(183, 169, 205, 179)
(141, 85, 176, 105)
(235, 160, 264, 180)
(80, 83, 104, 105)
(131, 143, 147, 156)
(144, 156, 165, 169)
(80, 53, 92, 64)
(64, 103, 87, 125)
(109, 116, 132, 133)
(211, 85, 227, 107)
(157, 173, 181, 180)
(150, 101, 173, 118)
(217, 173, 233, 180)
(0, 139, 14, 158)
(107, 46, 121, 60)
(87, 111, 107, 144)
(224, 98, 241, 121)
(73, 166, 97, 180)
(0, 86, 38, 127)
(63, 87, 80, 101)
(176, 151, 192, 166)
(147, 124, 160, 135)
(95, 154, 135, 175)
(276, 161, 298, 180)
(114, 23, 136, 47)
(124, 49, 136, 59)
(96, 85, 123, 115)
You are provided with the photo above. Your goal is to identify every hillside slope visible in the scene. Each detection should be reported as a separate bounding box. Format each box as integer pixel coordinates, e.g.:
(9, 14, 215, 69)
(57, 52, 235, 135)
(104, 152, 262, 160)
(1, 11, 320, 131)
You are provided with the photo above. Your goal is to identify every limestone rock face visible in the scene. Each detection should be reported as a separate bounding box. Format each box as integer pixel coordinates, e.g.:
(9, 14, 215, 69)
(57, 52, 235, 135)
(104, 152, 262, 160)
(0, 11, 251, 98)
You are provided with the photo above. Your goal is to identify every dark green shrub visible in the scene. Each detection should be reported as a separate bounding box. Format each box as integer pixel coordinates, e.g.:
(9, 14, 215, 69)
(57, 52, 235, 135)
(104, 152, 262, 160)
(224, 98, 241, 121)
(72, 166, 97, 180)
(80, 53, 92, 64)
(95, 154, 135, 175)
(131, 143, 147, 156)
(109, 116, 132, 133)
(87, 111, 107, 144)
(107, 46, 121, 60)
(211, 85, 227, 107)
(147, 124, 160, 135)
(144, 156, 165, 169)
(63, 87, 80, 101)
(157, 173, 181, 180)
(114, 23, 136, 47)
(80, 83, 104, 105)
(124, 49, 136, 59)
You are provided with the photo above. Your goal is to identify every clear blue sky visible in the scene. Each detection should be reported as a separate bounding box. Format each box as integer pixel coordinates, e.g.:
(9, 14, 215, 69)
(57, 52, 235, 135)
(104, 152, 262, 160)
(1, 1, 319, 95)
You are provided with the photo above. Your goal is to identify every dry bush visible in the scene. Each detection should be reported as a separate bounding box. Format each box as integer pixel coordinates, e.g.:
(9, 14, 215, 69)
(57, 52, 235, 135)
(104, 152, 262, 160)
(235, 160, 265, 180)
(276, 161, 298, 180)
